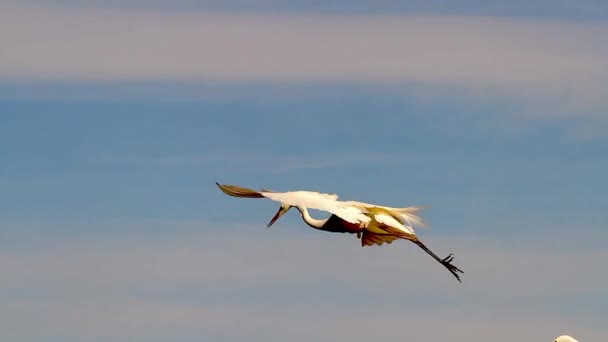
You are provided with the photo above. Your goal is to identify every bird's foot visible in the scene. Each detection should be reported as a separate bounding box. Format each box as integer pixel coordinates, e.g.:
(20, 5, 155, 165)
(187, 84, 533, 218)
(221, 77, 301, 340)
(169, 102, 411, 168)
(440, 253, 464, 282)
(442, 253, 455, 264)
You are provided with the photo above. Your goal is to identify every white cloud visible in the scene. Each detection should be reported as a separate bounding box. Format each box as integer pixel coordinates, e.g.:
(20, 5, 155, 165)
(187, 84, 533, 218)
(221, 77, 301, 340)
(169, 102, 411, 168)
(0, 221, 607, 341)
(1, 3, 608, 116)
(2, 296, 605, 341)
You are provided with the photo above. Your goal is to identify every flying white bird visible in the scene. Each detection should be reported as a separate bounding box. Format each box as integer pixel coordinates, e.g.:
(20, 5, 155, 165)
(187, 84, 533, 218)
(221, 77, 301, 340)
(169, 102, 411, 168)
(554, 335, 579, 342)
(216, 182, 463, 282)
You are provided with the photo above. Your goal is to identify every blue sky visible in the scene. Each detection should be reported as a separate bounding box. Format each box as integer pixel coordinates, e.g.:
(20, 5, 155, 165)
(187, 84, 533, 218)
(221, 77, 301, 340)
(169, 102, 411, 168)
(1, 1, 607, 341)
(12, 0, 608, 20)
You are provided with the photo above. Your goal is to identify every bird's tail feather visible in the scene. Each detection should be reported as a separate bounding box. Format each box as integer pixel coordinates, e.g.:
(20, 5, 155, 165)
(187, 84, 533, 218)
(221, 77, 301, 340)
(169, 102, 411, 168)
(394, 206, 427, 227)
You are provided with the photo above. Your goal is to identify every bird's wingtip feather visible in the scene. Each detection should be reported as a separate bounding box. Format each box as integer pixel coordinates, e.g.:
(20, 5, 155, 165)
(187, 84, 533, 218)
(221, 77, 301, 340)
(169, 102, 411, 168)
(216, 182, 265, 198)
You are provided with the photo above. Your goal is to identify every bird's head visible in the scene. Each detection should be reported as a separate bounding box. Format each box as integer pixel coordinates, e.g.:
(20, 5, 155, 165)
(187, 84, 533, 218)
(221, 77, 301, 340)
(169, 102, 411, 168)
(267, 203, 293, 228)
(555, 335, 578, 342)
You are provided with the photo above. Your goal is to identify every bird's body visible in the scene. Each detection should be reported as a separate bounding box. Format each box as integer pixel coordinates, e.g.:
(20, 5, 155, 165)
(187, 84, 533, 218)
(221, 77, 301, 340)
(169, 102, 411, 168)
(554, 335, 579, 342)
(289, 205, 401, 245)
(216, 182, 463, 282)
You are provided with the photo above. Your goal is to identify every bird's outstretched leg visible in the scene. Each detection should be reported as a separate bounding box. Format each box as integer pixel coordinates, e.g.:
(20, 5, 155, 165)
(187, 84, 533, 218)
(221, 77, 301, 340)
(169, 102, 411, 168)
(412, 240, 463, 282)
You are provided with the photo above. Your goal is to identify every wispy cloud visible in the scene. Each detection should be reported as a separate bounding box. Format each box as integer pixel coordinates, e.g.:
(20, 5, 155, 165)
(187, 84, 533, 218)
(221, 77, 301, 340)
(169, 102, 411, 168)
(91, 151, 411, 173)
(2, 3, 608, 116)
(3, 229, 607, 296)
(2, 297, 605, 341)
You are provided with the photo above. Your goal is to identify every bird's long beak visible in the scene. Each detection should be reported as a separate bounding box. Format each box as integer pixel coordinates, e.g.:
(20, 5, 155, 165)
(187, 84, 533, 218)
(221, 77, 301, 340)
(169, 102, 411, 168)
(267, 206, 288, 228)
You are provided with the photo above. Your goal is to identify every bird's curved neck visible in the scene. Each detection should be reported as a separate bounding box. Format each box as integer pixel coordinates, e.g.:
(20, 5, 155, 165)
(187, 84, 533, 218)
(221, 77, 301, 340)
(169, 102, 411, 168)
(295, 206, 328, 229)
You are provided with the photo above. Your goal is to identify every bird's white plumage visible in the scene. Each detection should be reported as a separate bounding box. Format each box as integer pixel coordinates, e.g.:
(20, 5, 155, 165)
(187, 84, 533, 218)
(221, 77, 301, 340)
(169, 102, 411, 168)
(215, 182, 422, 233)
(260, 190, 370, 225)
(342, 200, 425, 228)
(372, 212, 415, 235)
(554, 335, 579, 342)
(260, 190, 416, 235)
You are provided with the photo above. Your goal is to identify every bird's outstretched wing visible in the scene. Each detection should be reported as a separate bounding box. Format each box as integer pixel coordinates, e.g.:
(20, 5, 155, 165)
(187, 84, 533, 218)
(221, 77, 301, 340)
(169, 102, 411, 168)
(216, 182, 369, 225)
(215, 183, 266, 198)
